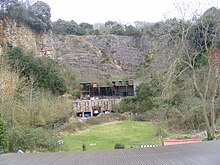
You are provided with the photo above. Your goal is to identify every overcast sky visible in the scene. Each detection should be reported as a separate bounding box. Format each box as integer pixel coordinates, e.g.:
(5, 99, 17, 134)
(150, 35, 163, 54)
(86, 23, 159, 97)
(41, 0, 219, 24)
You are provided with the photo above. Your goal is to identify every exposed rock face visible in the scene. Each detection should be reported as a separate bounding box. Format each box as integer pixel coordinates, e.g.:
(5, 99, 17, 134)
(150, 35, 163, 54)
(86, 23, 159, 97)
(53, 35, 148, 81)
(0, 16, 173, 82)
(0, 16, 54, 58)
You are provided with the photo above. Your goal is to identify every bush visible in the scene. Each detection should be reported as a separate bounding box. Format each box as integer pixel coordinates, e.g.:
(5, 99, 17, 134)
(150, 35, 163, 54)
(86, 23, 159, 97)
(71, 89, 80, 99)
(155, 125, 168, 138)
(114, 143, 125, 149)
(6, 47, 67, 95)
(8, 126, 64, 152)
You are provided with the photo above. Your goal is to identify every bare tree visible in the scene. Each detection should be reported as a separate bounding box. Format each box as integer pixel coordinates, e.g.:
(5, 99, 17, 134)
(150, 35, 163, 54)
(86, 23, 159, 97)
(163, 5, 220, 139)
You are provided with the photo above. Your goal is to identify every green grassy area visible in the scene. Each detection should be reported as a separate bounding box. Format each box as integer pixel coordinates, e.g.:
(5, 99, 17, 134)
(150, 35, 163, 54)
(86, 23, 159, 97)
(64, 120, 162, 152)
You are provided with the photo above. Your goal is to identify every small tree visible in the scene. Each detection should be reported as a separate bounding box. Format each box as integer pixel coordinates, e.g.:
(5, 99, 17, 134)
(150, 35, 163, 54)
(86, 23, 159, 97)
(28, 1, 52, 33)
(114, 143, 125, 149)
(110, 24, 125, 35)
(136, 74, 164, 111)
(79, 22, 94, 34)
(125, 25, 141, 36)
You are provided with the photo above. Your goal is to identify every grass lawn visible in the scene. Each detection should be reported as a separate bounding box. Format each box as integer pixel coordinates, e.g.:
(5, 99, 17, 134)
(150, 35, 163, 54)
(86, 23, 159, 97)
(63, 120, 162, 152)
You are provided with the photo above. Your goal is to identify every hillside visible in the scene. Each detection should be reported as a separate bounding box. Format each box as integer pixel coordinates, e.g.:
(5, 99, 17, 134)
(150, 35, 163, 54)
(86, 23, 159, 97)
(54, 35, 149, 82)
(1, 2, 220, 153)
(0, 16, 176, 83)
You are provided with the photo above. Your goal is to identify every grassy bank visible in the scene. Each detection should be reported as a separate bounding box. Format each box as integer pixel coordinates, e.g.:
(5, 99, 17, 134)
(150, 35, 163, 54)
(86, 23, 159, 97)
(64, 120, 161, 152)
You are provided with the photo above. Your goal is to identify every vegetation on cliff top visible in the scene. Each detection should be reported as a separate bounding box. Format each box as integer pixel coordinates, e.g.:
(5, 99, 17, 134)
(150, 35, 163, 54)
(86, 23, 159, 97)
(0, 0, 52, 33)
(0, 0, 148, 36)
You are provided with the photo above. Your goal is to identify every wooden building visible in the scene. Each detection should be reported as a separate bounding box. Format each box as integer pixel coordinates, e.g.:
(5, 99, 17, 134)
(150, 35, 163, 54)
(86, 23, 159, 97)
(74, 98, 121, 117)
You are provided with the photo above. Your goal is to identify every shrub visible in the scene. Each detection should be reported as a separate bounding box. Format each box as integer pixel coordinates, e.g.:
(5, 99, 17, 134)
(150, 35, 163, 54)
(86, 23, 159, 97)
(8, 126, 64, 152)
(155, 125, 168, 138)
(71, 89, 80, 99)
(114, 143, 125, 149)
(6, 47, 67, 95)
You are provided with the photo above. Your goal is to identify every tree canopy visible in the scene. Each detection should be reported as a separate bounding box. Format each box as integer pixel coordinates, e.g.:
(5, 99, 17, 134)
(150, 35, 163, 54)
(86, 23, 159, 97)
(28, 1, 52, 32)
(0, 0, 52, 33)
(52, 19, 87, 35)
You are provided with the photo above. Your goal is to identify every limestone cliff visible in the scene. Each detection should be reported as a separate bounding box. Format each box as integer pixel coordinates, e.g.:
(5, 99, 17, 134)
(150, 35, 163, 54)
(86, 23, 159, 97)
(0, 16, 54, 58)
(0, 16, 173, 83)
(53, 35, 149, 82)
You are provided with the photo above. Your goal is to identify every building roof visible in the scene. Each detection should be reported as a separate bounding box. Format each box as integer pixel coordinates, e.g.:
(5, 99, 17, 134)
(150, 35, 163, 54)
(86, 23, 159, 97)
(0, 140, 220, 165)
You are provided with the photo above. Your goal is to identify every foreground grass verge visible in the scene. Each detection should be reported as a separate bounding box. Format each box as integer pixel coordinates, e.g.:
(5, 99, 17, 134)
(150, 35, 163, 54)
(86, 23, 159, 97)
(64, 120, 162, 152)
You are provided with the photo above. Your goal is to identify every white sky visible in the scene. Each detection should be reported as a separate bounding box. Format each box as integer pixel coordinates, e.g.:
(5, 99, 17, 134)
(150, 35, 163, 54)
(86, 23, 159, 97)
(41, 0, 220, 24)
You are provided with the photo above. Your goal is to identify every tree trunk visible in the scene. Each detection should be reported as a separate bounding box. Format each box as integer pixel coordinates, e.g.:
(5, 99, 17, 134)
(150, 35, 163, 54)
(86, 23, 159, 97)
(201, 98, 212, 140)
(211, 95, 217, 140)
(29, 75, 34, 126)
(210, 68, 219, 140)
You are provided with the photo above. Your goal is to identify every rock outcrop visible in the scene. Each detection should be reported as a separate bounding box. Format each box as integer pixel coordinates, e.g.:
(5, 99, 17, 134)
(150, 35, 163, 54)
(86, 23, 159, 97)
(53, 35, 149, 82)
(0, 16, 54, 58)
(0, 16, 174, 82)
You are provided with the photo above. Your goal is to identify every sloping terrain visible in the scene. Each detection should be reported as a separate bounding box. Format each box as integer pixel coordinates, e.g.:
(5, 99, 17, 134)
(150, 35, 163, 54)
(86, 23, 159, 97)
(0, 17, 176, 83)
(53, 35, 148, 82)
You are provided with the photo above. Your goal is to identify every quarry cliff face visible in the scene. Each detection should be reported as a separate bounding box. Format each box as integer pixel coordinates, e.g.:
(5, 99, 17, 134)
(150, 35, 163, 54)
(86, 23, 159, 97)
(53, 34, 151, 81)
(1, 17, 170, 82)
(0, 16, 55, 58)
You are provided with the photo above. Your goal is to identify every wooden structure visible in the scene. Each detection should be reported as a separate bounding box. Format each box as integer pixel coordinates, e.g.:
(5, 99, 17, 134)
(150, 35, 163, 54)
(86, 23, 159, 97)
(77, 80, 135, 118)
(74, 98, 121, 117)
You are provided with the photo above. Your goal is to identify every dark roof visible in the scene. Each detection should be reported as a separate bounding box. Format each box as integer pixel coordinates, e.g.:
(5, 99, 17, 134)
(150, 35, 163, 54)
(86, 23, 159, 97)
(1, 140, 220, 165)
